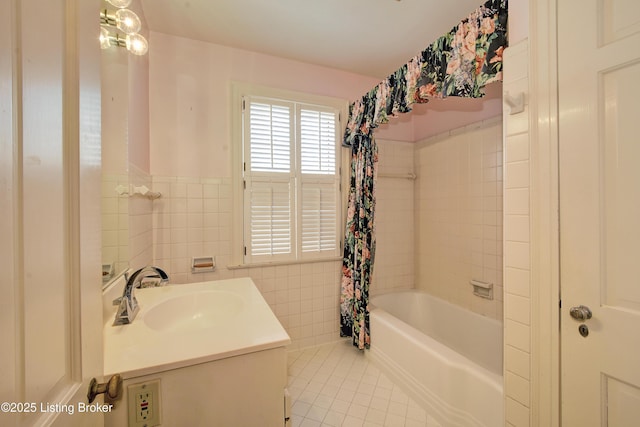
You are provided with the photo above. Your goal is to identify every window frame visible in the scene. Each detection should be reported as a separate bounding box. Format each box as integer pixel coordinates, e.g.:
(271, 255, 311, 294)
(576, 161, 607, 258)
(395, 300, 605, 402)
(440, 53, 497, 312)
(231, 82, 349, 267)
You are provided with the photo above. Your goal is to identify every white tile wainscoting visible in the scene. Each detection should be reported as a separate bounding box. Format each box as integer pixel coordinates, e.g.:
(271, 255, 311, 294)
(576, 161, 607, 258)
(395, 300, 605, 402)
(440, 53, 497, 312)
(414, 117, 504, 322)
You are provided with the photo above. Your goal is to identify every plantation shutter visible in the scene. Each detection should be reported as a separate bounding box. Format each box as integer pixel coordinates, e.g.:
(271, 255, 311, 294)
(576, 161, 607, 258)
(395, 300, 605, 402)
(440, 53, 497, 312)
(243, 95, 340, 263)
(246, 178, 294, 258)
(300, 181, 338, 254)
(300, 109, 336, 175)
(248, 102, 291, 173)
(244, 98, 295, 262)
(298, 106, 339, 257)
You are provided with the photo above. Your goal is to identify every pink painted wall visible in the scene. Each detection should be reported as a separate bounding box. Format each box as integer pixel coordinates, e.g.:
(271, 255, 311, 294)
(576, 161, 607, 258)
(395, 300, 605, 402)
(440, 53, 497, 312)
(127, 53, 150, 173)
(509, 0, 529, 45)
(127, 0, 151, 173)
(148, 32, 393, 178)
(148, 3, 525, 177)
(101, 48, 129, 175)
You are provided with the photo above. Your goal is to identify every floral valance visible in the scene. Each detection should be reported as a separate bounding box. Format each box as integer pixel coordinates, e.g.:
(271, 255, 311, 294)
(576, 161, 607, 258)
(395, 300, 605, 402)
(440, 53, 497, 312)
(343, 0, 508, 146)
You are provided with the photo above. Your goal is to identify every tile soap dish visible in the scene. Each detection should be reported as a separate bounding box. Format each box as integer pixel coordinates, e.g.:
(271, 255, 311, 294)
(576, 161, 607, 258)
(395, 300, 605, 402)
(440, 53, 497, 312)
(191, 256, 216, 273)
(470, 279, 493, 300)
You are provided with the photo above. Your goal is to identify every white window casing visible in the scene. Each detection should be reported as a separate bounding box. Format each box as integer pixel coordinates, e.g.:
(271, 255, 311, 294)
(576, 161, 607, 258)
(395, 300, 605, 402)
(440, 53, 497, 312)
(240, 89, 343, 265)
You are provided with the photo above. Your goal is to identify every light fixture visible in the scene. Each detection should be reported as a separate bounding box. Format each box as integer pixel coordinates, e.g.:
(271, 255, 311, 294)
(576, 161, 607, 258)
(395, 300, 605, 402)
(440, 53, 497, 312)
(99, 30, 126, 49)
(105, 0, 132, 8)
(99, 2, 148, 55)
(125, 33, 148, 56)
(114, 9, 141, 34)
(101, 8, 141, 34)
(99, 27, 113, 49)
(100, 28, 148, 56)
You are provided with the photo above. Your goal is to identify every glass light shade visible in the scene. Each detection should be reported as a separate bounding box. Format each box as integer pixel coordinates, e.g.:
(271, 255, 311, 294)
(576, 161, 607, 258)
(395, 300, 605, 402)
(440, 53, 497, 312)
(106, 0, 132, 8)
(114, 9, 141, 34)
(126, 33, 148, 56)
(99, 27, 112, 49)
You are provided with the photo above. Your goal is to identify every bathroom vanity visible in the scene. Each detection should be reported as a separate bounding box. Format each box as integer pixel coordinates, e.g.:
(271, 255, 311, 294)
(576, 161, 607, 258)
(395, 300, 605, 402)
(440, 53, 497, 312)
(102, 277, 291, 426)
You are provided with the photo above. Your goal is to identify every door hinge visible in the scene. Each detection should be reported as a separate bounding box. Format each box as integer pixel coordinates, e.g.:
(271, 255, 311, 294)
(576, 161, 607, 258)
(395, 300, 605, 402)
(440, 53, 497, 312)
(244, 246, 247, 255)
(243, 179, 246, 190)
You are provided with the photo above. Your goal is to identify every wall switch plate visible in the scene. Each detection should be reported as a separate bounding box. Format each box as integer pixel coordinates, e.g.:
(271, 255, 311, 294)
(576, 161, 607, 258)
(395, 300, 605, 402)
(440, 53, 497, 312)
(127, 380, 161, 427)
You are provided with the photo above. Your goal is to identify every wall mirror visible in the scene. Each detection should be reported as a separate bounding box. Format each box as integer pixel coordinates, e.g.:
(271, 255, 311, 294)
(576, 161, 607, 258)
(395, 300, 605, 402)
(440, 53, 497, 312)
(101, 46, 130, 285)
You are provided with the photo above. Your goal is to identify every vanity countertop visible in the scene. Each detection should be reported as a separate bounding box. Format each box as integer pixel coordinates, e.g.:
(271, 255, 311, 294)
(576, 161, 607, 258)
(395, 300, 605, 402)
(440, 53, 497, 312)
(103, 277, 291, 379)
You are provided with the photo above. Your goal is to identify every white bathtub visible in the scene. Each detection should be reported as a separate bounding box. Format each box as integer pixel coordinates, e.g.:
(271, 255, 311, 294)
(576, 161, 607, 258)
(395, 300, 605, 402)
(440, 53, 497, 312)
(368, 290, 503, 427)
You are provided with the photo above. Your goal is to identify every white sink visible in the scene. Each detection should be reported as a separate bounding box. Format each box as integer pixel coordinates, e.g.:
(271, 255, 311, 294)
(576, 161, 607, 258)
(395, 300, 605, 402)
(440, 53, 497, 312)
(143, 290, 243, 332)
(103, 278, 291, 379)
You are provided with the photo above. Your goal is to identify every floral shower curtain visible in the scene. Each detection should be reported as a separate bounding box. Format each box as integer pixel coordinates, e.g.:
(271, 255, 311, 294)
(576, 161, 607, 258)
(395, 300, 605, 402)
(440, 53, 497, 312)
(340, 133, 378, 349)
(340, 0, 507, 349)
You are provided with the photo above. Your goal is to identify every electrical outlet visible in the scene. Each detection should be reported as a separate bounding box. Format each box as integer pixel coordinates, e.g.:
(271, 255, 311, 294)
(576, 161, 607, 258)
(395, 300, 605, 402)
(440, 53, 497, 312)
(127, 380, 161, 427)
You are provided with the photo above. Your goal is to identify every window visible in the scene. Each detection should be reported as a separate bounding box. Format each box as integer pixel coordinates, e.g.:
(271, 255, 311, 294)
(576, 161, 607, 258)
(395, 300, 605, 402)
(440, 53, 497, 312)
(240, 93, 342, 264)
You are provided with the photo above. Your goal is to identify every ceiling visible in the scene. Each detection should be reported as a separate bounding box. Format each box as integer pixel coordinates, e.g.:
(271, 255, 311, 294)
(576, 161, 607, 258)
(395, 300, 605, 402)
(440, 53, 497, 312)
(139, 0, 503, 141)
(140, 0, 486, 79)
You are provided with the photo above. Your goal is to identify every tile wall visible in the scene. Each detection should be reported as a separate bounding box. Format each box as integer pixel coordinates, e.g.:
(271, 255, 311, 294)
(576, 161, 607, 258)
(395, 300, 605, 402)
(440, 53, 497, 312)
(129, 165, 154, 270)
(102, 167, 155, 279)
(150, 175, 234, 283)
(373, 140, 416, 296)
(502, 40, 532, 426)
(102, 174, 130, 277)
(149, 175, 342, 350)
(113, 125, 500, 357)
(414, 117, 504, 321)
(145, 141, 415, 350)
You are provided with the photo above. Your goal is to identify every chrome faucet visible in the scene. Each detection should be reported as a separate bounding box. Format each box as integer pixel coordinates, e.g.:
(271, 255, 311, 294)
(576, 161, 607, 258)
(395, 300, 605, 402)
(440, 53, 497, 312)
(113, 266, 169, 326)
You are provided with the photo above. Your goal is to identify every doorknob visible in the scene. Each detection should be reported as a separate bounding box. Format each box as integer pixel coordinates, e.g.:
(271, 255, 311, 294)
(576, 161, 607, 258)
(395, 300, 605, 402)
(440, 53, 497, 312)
(87, 374, 122, 403)
(569, 305, 592, 321)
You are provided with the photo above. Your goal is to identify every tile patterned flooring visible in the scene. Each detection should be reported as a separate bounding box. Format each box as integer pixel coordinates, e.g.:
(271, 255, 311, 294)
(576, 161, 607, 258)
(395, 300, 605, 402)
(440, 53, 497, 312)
(287, 340, 442, 427)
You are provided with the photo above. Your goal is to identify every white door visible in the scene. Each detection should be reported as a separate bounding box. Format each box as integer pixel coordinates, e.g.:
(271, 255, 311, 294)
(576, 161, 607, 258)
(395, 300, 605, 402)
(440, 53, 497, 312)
(559, 0, 640, 425)
(0, 1, 105, 426)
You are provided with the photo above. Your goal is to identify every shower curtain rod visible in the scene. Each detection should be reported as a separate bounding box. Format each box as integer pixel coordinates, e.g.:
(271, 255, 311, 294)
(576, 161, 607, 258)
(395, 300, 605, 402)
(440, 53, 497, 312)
(378, 172, 416, 180)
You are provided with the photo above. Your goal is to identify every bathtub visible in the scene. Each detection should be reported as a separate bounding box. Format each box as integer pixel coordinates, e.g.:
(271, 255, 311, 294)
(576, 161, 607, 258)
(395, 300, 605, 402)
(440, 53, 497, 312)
(368, 290, 503, 427)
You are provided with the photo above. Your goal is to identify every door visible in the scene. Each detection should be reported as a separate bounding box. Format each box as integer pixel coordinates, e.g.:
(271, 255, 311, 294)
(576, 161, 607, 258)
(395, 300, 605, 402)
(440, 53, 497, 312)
(0, 0, 104, 426)
(559, 0, 640, 425)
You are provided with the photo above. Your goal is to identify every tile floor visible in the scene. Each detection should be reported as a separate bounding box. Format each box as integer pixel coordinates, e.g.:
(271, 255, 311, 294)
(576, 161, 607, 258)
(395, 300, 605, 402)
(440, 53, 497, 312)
(286, 340, 442, 427)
